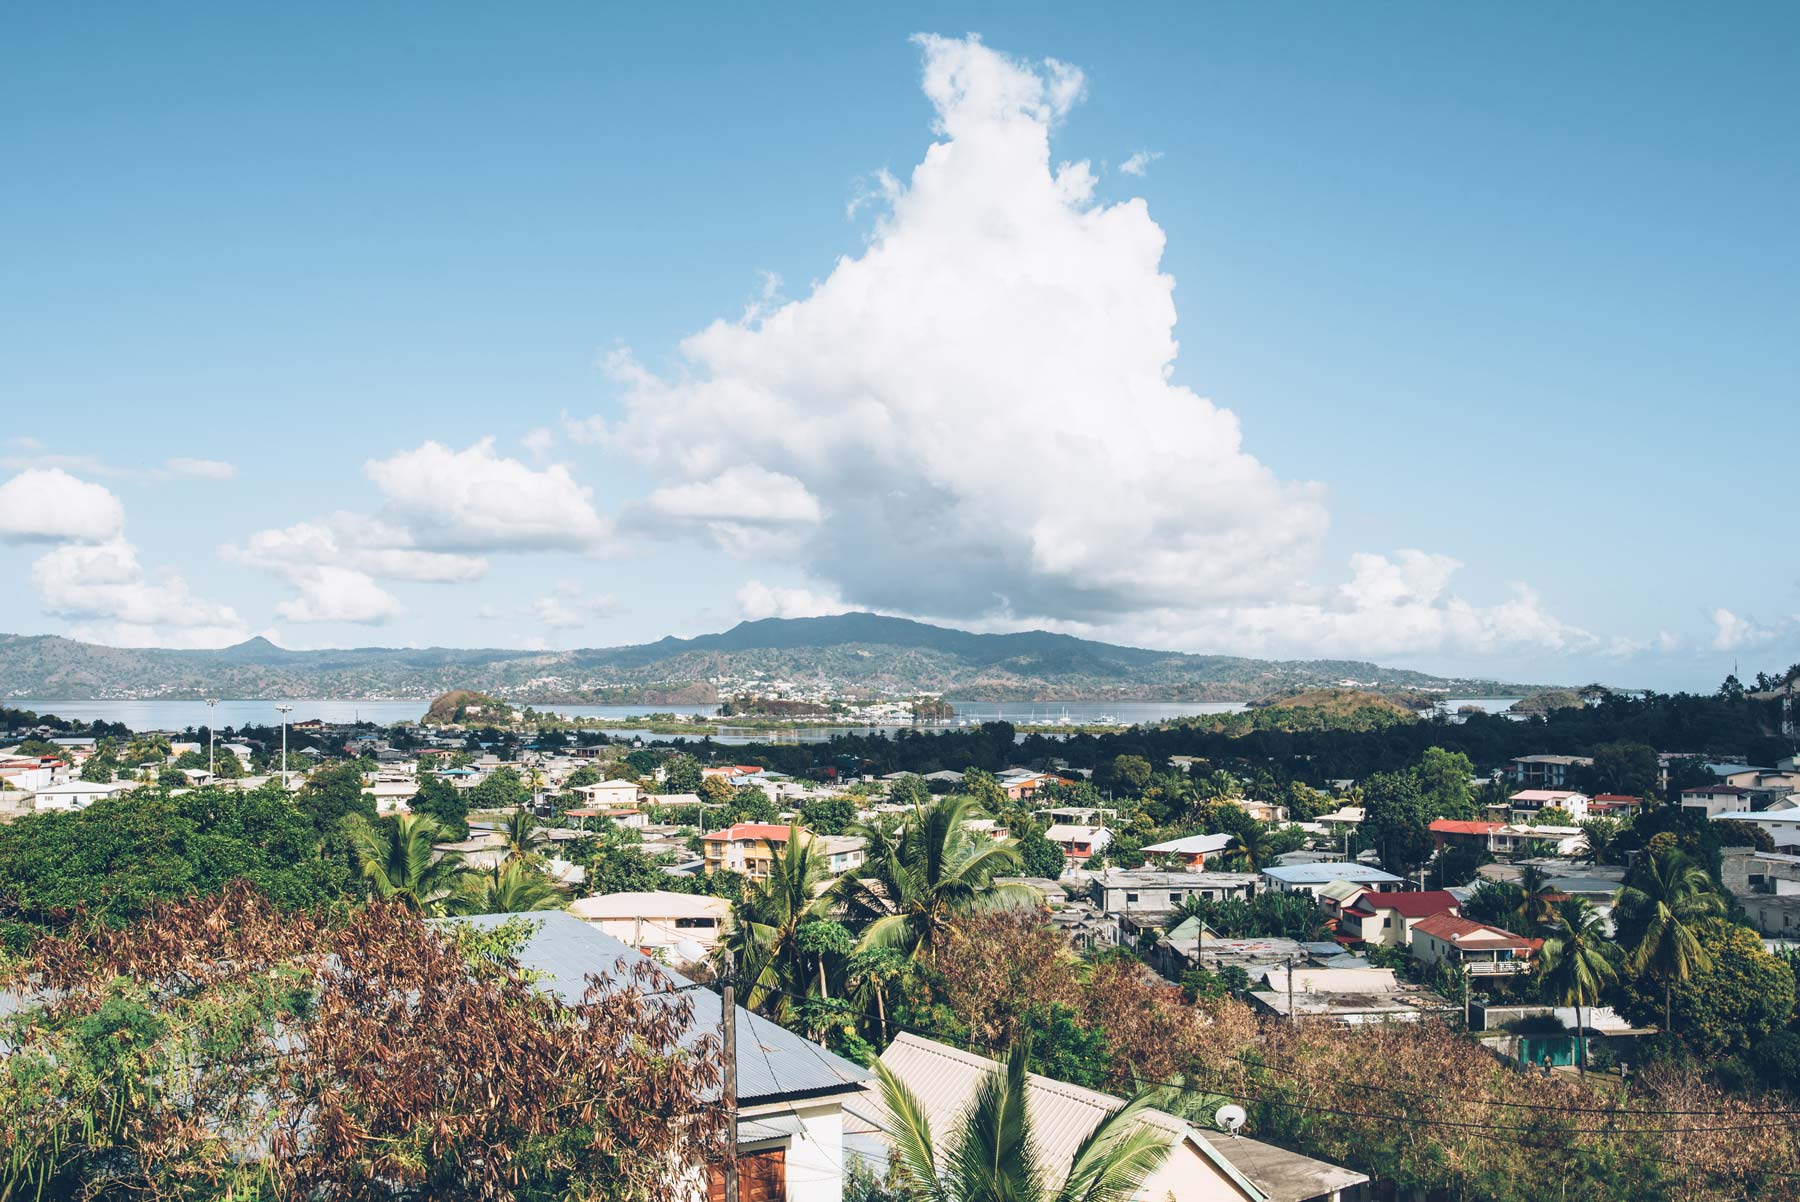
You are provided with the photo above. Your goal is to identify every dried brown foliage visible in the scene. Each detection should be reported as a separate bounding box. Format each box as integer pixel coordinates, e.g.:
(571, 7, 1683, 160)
(935, 909, 1085, 1047)
(929, 912, 1800, 1202)
(1, 883, 727, 1201)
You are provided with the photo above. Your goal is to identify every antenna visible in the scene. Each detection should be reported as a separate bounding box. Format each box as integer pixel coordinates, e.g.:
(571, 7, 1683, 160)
(1214, 1104, 1247, 1135)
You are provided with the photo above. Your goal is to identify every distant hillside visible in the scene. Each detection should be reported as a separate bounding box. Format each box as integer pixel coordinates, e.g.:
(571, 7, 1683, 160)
(0, 614, 1538, 703)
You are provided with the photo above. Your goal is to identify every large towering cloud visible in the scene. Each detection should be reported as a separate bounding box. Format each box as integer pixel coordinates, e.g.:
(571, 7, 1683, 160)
(591, 35, 1327, 624)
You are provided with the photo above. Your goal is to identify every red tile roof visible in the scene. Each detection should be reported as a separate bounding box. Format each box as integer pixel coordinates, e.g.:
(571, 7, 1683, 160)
(1590, 794, 1642, 804)
(701, 823, 796, 843)
(1429, 819, 1504, 835)
(1683, 784, 1750, 795)
(1413, 913, 1531, 947)
(1350, 890, 1461, 919)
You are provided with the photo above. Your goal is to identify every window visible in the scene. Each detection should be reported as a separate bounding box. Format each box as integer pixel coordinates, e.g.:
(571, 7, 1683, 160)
(1125, 893, 1139, 903)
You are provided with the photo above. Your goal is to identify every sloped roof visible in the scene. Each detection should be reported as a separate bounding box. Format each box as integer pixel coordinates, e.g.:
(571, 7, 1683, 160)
(1430, 819, 1503, 835)
(846, 1033, 1266, 1201)
(1348, 890, 1460, 919)
(1412, 913, 1530, 948)
(444, 912, 865, 1104)
(701, 823, 796, 843)
(1142, 832, 1236, 854)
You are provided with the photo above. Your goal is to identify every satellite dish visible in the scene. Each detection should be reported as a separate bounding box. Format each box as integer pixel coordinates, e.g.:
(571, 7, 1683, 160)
(1214, 1104, 1248, 1134)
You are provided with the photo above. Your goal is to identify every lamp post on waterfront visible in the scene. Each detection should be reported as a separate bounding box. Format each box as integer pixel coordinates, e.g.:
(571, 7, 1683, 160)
(276, 705, 293, 782)
(205, 698, 219, 774)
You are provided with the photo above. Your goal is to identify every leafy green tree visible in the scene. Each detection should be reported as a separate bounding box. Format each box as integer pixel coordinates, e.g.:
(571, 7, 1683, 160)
(836, 795, 1033, 963)
(959, 768, 1008, 814)
(454, 860, 563, 915)
(344, 812, 468, 916)
(470, 765, 530, 812)
(77, 754, 115, 783)
(1015, 828, 1066, 879)
(1361, 770, 1435, 878)
(296, 762, 378, 834)
(564, 763, 603, 789)
(1102, 754, 1154, 797)
(888, 775, 932, 809)
(663, 753, 703, 794)
(1535, 898, 1620, 1078)
(1582, 743, 1660, 797)
(0, 784, 352, 935)
(698, 774, 736, 806)
(1411, 747, 1475, 818)
(1613, 847, 1723, 1031)
(801, 795, 860, 835)
(1658, 919, 1797, 1058)
(1432, 843, 1490, 888)
(412, 775, 470, 839)
(874, 1036, 1171, 1202)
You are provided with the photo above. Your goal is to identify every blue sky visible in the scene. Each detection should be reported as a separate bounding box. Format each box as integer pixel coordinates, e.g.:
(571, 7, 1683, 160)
(1, 3, 1795, 689)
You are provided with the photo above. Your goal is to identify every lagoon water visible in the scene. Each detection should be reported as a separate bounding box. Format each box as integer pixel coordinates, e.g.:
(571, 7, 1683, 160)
(8, 696, 1518, 742)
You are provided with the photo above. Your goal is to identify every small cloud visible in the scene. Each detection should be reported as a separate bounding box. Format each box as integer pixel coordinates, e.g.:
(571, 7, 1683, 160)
(1119, 149, 1163, 177)
(165, 457, 238, 480)
(1711, 608, 1773, 652)
(736, 580, 845, 621)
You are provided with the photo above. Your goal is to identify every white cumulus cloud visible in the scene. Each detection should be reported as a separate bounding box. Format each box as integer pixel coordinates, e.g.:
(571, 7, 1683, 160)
(0, 468, 126, 544)
(273, 566, 405, 624)
(595, 34, 1329, 630)
(736, 580, 848, 621)
(31, 538, 246, 646)
(365, 438, 610, 552)
(1711, 608, 1775, 652)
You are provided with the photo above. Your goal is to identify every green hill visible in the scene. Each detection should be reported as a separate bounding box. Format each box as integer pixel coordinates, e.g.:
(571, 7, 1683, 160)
(0, 615, 1539, 704)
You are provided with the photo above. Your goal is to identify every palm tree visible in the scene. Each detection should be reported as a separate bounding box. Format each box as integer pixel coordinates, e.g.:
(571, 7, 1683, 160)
(1613, 848, 1723, 1031)
(454, 859, 564, 915)
(345, 812, 468, 915)
(1535, 897, 1620, 1078)
(1225, 824, 1280, 872)
(1516, 864, 1558, 928)
(876, 1037, 1172, 1202)
(835, 794, 1036, 963)
(720, 823, 832, 1018)
(500, 807, 541, 861)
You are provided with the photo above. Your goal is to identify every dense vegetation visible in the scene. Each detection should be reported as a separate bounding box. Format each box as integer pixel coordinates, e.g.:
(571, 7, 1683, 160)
(0, 613, 1525, 701)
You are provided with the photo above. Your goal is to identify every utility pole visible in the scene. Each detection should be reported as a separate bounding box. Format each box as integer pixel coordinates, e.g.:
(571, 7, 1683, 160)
(1286, 955, 1296, 1025)
(1462, 962, 1471, 1031)
(205, 698, 219, 774)
(276, 705, 293, 781)
(722, 984, 739, 1202)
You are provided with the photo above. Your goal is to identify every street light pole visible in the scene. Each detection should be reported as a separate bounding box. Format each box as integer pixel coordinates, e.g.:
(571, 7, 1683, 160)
(205, 698, 219, 774)
(276, 705, 293, 781)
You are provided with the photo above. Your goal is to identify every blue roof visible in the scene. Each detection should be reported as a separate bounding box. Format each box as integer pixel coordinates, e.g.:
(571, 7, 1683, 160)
(444, 912, 867, 1104)
(1261, 863, 1404, 885)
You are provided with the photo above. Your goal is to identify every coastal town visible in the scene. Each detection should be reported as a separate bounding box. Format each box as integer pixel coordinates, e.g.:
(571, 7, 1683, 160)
(3, 5, 1795, 1200)
(4, 672, 1798, 1200)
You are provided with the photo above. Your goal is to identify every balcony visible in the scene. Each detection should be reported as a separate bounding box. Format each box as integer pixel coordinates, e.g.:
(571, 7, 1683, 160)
(1463, 958, 1530, 975)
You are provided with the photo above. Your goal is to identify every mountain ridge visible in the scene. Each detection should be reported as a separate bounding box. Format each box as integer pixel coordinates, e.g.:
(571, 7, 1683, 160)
(0, 613, 1539, 703)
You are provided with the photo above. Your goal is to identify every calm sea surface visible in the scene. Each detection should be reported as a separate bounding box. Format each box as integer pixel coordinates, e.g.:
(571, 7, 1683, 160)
(7, 696, 1519, 743)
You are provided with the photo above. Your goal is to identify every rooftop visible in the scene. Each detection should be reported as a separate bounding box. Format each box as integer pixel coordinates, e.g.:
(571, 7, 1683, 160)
(700, 822, 797, 843)
(1262, 863, 1403, 886)
(1349, 890, 1460, 919)
(1412, 913, 1530, 947)
(443, 912, 864, 1104)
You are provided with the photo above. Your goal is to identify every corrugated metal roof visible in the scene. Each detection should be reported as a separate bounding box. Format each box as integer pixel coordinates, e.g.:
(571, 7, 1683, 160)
(846, 1033, 1266, 1202)
(444, 912, 867, 1104)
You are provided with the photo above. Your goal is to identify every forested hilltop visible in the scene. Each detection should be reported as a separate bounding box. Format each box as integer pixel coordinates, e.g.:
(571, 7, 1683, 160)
(0, 613, 1534, 702)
